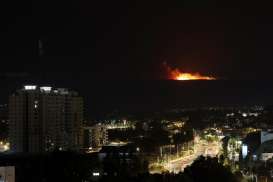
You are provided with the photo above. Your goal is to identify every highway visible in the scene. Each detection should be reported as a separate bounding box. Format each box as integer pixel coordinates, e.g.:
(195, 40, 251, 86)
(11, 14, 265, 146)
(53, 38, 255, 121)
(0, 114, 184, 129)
(165, 139, 221, 173)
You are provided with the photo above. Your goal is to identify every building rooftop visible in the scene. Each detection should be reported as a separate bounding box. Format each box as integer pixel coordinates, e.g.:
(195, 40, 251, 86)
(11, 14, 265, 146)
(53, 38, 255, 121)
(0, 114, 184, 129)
(18, 85, 78, 96)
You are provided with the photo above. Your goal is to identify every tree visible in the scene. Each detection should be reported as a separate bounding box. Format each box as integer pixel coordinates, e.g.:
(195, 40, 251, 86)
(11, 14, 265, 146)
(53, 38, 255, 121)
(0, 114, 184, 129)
(183, 156, 239, 182)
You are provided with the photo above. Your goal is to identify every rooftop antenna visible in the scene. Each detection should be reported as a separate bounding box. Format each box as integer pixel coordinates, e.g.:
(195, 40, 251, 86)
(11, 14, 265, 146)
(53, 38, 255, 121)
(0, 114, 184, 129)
(38, 39, 46, 83)
(38, 39, 44, 56)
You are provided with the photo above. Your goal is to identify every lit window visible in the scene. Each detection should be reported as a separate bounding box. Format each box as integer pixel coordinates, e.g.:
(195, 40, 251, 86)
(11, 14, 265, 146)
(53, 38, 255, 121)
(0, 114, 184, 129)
(40, 87, 52, 92)
(34, 100, 38, 108)
(242, 113, 247, 117)
(93, 172, 100, 176)
(24, 85, 37, 90)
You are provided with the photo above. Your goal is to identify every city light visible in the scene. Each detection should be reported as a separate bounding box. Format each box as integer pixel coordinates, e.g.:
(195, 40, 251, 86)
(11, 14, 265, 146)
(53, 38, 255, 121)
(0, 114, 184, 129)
(0, 141, 10, 152)
(242, 144, 248, 159)
(92, 172, 100, 176)
(40, 86, 52, 92)
(149, 131, 222, 174)
(24, 85, 37, 90)
(3, 144, 9, 151)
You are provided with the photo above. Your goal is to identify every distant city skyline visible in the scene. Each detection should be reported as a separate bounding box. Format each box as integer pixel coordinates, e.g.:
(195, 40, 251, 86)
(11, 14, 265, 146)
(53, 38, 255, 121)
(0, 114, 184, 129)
(1, 79, 273, 120)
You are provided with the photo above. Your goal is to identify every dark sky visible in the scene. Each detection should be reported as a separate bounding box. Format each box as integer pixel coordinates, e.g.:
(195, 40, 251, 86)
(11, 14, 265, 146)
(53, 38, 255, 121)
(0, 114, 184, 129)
(1, 1, 273, 118)
(2, 1, 273, 80)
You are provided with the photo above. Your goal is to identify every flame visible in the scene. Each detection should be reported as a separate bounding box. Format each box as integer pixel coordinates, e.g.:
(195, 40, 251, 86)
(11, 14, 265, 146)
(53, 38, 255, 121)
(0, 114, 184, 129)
(164, 62, 216, 80)
(171, 69, 216, 80)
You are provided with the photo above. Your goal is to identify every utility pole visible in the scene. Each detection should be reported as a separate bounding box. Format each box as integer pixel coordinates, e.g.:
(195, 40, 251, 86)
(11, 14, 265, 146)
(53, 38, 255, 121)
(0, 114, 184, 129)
(177, 145, 178, 157)
(38, 39, 44, 56)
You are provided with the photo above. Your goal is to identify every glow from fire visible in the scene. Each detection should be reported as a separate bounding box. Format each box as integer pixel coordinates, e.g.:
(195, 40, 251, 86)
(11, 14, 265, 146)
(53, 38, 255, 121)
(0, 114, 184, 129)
(164, 62, 216, 80)
(171, 69, 216, 80)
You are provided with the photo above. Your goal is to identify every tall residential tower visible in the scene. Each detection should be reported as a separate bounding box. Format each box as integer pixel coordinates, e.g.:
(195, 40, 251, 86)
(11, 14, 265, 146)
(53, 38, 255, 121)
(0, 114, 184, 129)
(9, 85, 83, 153)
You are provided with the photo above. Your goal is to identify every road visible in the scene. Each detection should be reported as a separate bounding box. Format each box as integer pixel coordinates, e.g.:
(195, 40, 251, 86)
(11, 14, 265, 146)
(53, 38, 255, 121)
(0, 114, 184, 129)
(165, 139, 221, 173)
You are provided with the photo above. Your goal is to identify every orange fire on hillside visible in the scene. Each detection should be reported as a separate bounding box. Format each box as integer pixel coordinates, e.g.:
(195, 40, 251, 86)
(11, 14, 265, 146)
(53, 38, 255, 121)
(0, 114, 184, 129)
(164, 62, 216, 80)
(170, 69, 216, 80)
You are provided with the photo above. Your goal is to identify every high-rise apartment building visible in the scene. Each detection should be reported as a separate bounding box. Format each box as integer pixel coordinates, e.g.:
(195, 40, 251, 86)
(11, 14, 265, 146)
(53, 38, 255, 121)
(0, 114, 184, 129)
(0, 104, 8, 141)
(9, 85, 83, 153)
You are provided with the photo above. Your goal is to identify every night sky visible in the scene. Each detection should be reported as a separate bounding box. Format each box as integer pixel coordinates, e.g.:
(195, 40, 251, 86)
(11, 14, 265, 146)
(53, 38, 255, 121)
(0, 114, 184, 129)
(2, 1, 273, 79)
(1, 1, 273, 118)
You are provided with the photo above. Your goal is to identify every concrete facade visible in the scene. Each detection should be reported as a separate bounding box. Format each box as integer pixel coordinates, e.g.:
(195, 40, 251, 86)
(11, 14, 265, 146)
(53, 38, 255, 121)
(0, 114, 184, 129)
(9, 85, 83, 153)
